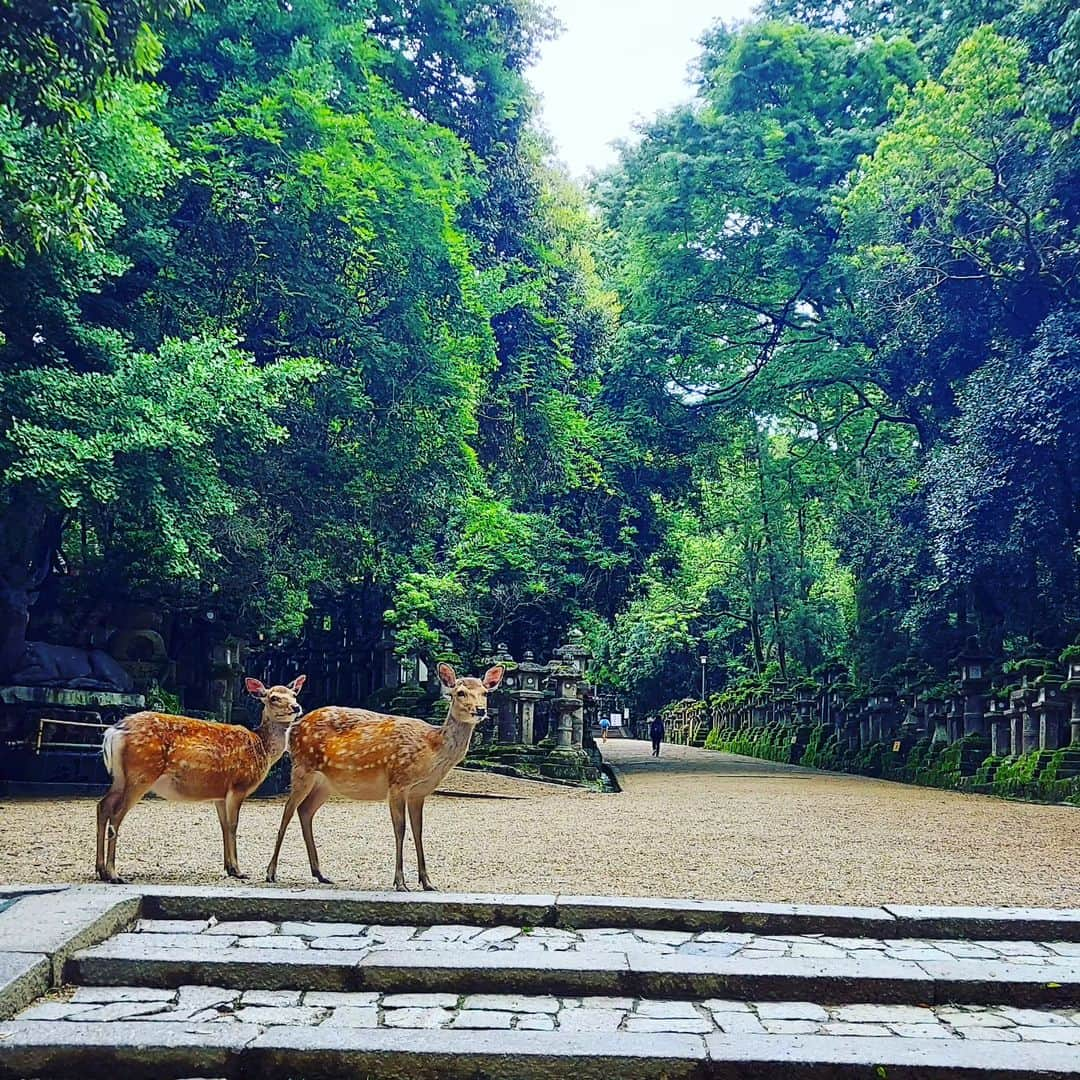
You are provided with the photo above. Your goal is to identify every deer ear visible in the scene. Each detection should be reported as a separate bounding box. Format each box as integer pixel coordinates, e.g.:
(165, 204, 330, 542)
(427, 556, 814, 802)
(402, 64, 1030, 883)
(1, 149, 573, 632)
(437, 663, 457, 688)
(245, 677, 267, 698)
(482, 665, 504, 690)
(288, 674, 307, 693)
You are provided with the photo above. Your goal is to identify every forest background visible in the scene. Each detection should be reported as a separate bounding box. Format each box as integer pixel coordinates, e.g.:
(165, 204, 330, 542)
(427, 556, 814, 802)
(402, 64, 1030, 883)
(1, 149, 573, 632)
(1, 0, 1077, 713)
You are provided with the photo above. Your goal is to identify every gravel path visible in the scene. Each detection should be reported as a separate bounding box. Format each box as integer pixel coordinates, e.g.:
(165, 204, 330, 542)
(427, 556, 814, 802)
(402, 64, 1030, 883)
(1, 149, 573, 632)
(1, 739, 1077, 905)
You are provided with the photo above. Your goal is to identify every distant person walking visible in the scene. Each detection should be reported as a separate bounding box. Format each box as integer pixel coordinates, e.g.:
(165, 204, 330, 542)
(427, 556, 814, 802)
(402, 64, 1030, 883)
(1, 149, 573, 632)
(599, 715, 611, 742)
(649, 715, 665, 757)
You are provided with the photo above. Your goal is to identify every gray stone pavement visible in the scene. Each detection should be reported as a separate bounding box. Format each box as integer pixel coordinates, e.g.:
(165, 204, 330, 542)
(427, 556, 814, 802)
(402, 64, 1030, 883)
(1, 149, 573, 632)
(118, 916, 1080, 967)
(5, 886, 1080, 1077)
(12, 983, 1080, 1044)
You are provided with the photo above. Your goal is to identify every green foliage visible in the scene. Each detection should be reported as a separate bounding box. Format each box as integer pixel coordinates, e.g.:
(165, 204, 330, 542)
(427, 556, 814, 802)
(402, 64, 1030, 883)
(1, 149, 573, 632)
(1, 0, 1078, 709)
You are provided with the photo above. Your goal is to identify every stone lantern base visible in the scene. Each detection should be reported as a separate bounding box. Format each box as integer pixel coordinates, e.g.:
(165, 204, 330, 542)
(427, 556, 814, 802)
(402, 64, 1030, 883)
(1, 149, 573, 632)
(539, 746, 598, 785)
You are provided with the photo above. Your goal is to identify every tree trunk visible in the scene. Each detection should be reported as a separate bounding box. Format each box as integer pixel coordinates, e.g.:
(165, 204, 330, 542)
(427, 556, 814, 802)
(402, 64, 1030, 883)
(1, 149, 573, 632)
(754, 438, 788, 679)
(0, 486, 61, 681)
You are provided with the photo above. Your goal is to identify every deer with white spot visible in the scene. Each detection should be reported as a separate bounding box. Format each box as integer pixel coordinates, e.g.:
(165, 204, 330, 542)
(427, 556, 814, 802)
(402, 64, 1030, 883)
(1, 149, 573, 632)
(95, 676, 306, 883)
(265, 663, 503, 890)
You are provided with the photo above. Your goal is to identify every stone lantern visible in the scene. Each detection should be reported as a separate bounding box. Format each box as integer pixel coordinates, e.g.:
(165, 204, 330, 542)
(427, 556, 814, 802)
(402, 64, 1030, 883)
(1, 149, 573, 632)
(552, 629, 591, 749)
(210, 636, 246, 725)
(985, 697, 1011, 758)
(866, 689, 897, 744)
(899, 689, 921, 740)
(1032, 671, 1068, 751)
(923, 695, 949, 747)
(1062, 647, 1080, 748)
(1009, 676, 1039, 756)
(540, 632, 596, 784)
(943, 694, 963, 745)
(507, 649, 546, 746)
(954, 638, 992, 739)
(477, 642, 513, 748)
(751, 692, 768, 729)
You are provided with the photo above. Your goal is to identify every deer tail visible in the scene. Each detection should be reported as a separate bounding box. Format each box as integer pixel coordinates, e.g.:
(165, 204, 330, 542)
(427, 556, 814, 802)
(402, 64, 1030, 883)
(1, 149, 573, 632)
(101, 724, 126, 784)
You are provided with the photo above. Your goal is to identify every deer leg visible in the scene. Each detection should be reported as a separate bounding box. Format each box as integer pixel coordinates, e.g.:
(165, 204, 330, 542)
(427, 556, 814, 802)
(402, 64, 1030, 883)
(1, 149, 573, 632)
(266, 767, 319, 883)
(224, 789, 246, 878)
(389, 793, 409, 891)
(214, 800, 232, 875)
(407, 797, 435, 891)
(298, 777, 333, 885)
(96, 785, 124, 881)
(101, 782, 152, 884)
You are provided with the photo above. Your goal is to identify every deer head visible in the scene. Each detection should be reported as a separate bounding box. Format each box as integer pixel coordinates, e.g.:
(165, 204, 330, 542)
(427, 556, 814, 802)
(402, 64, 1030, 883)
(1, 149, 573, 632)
(245, 675, 306, 724)
(438, 663, 503, 725)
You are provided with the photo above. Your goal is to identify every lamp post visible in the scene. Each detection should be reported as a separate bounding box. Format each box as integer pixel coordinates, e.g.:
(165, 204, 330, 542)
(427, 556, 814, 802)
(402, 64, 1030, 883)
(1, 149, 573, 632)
(699, 654, 707, 700)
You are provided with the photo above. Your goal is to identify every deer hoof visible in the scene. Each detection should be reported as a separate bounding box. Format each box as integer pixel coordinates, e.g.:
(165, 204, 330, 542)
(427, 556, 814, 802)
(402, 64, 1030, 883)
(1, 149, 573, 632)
(315, 873, 334, 885)
(421, 881, 437, 892)
(393, 881, 410, 892)
(103, 874, 127, 885)
(265, 869, 277, 883)
(227, 869, 249, 880)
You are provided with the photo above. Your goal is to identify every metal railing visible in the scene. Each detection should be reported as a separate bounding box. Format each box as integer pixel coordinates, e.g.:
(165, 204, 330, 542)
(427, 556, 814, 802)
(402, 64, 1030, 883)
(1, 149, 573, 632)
(35, 716, 108, 753)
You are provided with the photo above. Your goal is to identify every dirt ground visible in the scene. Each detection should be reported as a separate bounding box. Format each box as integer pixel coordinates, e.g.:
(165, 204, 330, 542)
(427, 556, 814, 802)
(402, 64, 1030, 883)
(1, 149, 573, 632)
(1, 740, 1077, 906)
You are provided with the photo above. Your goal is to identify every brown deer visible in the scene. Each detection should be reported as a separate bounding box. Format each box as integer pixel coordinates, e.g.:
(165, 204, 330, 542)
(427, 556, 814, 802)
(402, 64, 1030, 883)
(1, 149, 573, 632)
(265, 663, 503, 890)
(95, 675, 306, 883)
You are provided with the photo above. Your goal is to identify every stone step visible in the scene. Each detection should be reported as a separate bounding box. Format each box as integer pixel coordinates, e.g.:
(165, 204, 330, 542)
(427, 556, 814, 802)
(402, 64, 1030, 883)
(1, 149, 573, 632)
(69, 927, 1080, 1006)
(5, 887, 1080, 1078)
(16, 983, 1080, 1039)
(136, 885, 1080, 941)
(3, 1019, 1080, 1079)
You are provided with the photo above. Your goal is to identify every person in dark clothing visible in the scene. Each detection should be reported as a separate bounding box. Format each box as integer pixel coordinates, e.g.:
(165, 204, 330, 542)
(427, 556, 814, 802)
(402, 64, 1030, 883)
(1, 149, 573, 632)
(648, 715, 665, 757)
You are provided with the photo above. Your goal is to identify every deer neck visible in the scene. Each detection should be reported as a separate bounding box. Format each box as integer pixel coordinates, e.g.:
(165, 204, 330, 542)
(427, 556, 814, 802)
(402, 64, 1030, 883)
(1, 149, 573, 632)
(434, 711, 476, 772)
(256, 716, 290, 765)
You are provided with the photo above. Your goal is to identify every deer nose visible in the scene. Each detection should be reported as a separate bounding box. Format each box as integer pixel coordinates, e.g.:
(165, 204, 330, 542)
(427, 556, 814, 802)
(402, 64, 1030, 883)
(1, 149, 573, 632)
(474, 708, 487, 719)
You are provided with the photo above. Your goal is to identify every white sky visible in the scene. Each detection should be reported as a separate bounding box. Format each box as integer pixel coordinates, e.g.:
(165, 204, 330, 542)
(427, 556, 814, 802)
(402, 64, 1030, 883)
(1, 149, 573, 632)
(529, 0, 758, 178)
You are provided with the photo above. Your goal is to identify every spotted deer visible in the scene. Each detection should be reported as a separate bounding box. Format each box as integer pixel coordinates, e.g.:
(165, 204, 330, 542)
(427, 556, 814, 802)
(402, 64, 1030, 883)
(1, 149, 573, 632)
(265, 663, 503, 890)
(95, 676, 306, 883)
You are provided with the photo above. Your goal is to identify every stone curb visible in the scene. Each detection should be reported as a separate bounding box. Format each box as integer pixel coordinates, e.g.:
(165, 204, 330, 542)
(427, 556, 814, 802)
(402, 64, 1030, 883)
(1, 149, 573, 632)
(3, 1022, 1078, 1079)
(124, 885, 1080, 941)
(701, 1032, 1080, 1078)
(139, 885, 559, 929)
(247, 1026, 707, 1080)
(70, 938, 1080, 1006)
(884, 905, 1080, 943)
(0, 887, 140, 983)
(0, 1019, 260, 1080)
(0, 953, 49, 1022)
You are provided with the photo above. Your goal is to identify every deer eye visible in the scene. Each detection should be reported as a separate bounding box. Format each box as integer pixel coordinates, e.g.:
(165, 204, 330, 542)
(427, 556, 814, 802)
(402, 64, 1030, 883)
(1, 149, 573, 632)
(457, 689, 465, 697)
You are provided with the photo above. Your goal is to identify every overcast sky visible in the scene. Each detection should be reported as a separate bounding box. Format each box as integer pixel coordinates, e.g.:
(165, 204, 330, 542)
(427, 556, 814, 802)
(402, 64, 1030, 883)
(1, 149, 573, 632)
(529, 0, 758, 178)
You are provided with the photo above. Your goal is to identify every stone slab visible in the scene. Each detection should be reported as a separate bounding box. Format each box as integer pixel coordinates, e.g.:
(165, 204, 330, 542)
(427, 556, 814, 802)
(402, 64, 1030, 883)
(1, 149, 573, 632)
(0, 886, 69, 898)
(69, 941, 371, 992)
(0, 1020, 260, 1080)
(138, 885, 558, 928)
(72, 936, 959, 1004)
(885, 905, 1080, 943)
(0, 953, 49, 1021)
(703, 1032, 1080, 1077)
(0, 887, 139, 982)
(624, 953, 934, 1005)
(555, 895, 897, 936)
(247, 1026, 708, 1080)
(919, 959, 1080, 1007)
(358, 949, 631, 995)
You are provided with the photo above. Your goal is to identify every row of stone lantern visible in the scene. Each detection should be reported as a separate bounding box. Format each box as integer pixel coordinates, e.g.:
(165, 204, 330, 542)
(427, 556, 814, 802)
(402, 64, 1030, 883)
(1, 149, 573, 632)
(706, 638, 1080, 780)
(468, 630, 600, 785)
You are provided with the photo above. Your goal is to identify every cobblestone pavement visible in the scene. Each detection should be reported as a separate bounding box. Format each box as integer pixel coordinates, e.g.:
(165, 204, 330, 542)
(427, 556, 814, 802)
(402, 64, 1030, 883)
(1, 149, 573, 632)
(2, 739, 1078, 905)
(116, 917, 1080, 968)
(18, 983, 1080, 1044)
